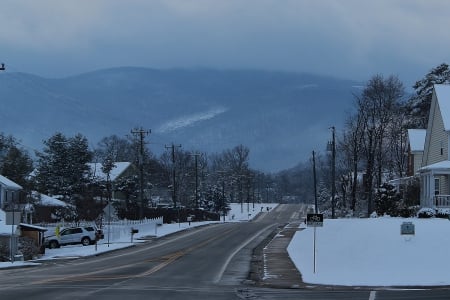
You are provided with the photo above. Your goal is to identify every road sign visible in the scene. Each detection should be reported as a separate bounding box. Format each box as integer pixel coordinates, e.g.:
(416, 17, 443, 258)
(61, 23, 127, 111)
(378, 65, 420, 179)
(307, 213, 323, 227)
(5, 212, 21, 225)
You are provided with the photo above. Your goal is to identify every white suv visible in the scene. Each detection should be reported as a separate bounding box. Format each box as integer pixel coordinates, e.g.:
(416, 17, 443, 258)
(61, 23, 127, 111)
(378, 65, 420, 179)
(45, 226, 103, 249)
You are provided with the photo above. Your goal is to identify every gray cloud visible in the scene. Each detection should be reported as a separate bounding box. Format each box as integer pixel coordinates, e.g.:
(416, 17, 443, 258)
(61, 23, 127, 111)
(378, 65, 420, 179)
(0, 0, 449, 85)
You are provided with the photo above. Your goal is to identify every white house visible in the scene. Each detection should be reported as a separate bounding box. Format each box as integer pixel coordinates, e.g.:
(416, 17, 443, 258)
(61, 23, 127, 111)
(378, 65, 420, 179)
(88, 162, 134, 183)
(418, 84, 450, 207)
(0, 175, 22, 210)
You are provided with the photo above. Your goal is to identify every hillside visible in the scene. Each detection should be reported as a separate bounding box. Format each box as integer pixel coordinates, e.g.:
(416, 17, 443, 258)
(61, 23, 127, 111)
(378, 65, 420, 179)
(0, 68, 360, 171)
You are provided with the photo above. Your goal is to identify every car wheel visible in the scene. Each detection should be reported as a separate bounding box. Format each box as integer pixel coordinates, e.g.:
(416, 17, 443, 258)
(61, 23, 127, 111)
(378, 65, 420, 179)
(49, 240, 59, 249)
(81, 237, 91, 246)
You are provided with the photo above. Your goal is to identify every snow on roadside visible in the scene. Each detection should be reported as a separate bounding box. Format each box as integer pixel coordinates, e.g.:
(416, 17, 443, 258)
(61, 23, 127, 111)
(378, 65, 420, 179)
(287, 217, 450, 286)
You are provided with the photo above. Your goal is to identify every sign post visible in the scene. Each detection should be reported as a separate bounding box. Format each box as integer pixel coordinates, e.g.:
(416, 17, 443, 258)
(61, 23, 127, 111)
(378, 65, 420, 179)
(306, 213, 323, 273)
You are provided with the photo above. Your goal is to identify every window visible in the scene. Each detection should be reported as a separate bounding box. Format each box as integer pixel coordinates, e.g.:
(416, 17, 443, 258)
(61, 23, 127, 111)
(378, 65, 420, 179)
(435, 178, 440, 195)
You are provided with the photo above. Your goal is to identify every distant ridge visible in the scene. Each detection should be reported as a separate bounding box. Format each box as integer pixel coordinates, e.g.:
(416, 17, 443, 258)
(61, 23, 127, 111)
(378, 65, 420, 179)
(0, 67, 361, 171)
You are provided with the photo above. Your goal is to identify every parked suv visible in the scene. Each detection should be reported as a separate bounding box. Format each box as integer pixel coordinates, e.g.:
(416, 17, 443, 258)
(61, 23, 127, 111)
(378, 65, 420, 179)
(45, 226, 103, 249)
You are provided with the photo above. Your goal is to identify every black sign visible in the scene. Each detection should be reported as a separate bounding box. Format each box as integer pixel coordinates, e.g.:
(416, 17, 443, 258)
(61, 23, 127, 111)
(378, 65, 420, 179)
(306, 213, 323, 227)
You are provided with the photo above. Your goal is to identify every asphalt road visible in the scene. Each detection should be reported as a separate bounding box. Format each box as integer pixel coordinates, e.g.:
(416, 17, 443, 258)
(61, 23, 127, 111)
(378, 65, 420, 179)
(1, 204, 450, 300)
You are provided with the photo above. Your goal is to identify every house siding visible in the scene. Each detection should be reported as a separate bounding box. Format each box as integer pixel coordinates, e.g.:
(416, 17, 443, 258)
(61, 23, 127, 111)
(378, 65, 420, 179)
(424, 93, 448, 166)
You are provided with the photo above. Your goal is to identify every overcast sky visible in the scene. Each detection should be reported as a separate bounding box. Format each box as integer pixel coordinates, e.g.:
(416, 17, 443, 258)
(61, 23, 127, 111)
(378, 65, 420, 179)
(1, 0, 449, 87)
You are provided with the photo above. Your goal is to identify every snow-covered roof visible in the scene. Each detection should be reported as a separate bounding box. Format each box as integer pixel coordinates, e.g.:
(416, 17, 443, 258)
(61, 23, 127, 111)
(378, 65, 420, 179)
(0, 175, 22, 190)
(407, 129, 426, 152)
(419, 160, 450, 172)
(32, 191, 69, 207)
(434, 84, 450, 131)
(88, 162, 132, 181)
(18, 223, 47, 231)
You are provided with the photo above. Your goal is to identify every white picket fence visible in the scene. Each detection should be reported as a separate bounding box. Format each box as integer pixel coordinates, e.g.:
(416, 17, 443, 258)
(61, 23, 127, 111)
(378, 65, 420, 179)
(102, 217, 163, 242)
(41, 217, 164, 243)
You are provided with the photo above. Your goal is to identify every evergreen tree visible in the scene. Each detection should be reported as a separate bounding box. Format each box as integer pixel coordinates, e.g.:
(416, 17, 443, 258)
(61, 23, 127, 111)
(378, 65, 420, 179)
(1, 145, 33, 188)
(374, 183, 401, 216)
(407, 63, 450, 128)
(35, 132, 92, 201)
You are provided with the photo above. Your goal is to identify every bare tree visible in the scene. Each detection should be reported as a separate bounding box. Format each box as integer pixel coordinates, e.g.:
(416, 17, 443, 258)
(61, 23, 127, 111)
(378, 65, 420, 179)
(339, 112, 364, 211)
(356, 75, 405, 215)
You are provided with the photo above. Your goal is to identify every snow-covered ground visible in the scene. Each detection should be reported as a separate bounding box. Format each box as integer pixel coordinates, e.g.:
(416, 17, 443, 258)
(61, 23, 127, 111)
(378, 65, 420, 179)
(0, 202, 278, 269)
(288, 217, 450, 287)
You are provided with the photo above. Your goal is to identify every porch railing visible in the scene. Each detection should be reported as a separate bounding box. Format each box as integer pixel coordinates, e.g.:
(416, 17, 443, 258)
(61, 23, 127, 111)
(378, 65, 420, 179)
(434, 195, 450, 207)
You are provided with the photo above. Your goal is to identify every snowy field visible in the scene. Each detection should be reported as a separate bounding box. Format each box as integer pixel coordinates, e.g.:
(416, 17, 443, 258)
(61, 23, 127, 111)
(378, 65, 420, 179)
(0, 202, 278, 269)
(288, 217, 450, 287)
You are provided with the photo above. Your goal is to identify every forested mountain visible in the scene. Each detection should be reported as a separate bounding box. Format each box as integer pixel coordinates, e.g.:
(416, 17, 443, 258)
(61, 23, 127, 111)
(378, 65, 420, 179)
(0, 67, 360, 171)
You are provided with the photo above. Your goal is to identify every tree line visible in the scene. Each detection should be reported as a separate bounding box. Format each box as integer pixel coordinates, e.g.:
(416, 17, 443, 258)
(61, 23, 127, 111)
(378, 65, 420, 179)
(1, 131, 286, 222)
(318, 63, 450, 217)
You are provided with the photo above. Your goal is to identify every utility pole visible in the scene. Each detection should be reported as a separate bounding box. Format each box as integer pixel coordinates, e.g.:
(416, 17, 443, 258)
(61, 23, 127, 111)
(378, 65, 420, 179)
(330, 126, 336, 219)
(190, 152, 201, 208)
(165, 143, 181, 208)
(312, 151, 318, 214)
(131, 127, 150, 219)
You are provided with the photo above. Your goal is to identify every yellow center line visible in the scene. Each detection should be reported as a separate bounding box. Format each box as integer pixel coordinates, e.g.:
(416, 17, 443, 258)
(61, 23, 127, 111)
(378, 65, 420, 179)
(32, 226, 238, 284)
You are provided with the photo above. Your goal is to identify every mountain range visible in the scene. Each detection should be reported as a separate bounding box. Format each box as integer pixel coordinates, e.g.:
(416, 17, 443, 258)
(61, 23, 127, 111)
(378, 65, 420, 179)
(0, 67, 361, 172)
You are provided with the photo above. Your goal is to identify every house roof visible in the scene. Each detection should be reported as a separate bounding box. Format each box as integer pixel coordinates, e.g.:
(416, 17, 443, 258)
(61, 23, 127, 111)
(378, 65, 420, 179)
(407, 129, 426, 152)
(18, 223, 47, 232)
(31, 191, 70, 207)
(434, 84, 450, 131)
(419, 160, 450, 172)
(88, 162, 132, 181)
(0, 175, 22, 190)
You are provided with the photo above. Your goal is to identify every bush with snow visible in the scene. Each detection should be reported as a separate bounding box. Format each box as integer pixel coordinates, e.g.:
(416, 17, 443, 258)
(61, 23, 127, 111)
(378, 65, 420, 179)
(417, 207, 435, 218)
(436, 208, 450, 219)
(370, 211, 378, 218)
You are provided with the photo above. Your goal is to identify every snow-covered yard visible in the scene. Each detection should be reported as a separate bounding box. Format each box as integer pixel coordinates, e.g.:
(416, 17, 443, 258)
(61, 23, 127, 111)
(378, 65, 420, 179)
(288, 217, 450, 286)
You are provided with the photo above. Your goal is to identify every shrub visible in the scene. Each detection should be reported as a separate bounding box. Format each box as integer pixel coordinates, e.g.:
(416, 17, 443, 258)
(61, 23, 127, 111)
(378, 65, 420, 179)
(417, 207, 435, 218)
(436, 208, 450, 219)
(397, 206, 416, 218)
(18, 237, 39, 260)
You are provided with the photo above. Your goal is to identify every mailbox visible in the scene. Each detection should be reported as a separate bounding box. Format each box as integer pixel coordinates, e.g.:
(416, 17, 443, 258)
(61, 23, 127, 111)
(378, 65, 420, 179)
(131, 228, 139, 234)
(401, 222, 415, 235)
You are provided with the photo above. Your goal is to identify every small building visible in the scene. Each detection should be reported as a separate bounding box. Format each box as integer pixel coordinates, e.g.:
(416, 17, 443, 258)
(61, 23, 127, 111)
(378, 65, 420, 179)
(17, 223, 47, 256)
(88, 162, 136, 201)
